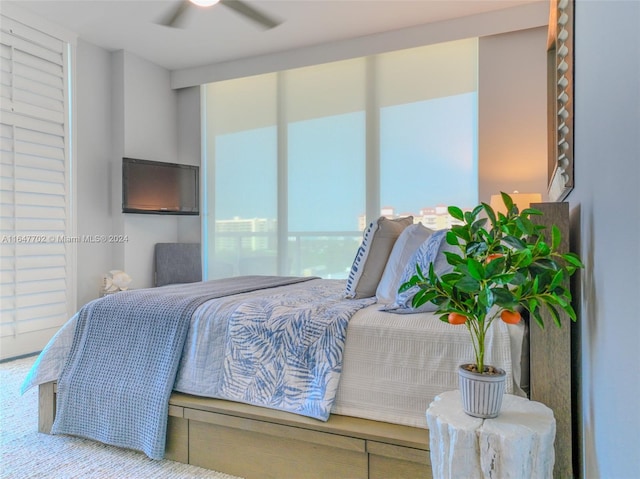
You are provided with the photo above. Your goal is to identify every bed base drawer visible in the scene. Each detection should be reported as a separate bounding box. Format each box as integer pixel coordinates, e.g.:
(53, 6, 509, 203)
(41, 383, 432, 479)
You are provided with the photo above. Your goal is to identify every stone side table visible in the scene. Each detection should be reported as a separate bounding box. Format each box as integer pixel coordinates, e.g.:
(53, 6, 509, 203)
(426, 390, 555, 479)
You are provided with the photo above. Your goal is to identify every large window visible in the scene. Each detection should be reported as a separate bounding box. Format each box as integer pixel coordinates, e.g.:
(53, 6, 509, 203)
(204, 39, 477, 279)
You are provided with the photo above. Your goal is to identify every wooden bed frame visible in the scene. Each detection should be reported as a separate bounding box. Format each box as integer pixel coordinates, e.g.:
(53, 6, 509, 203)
(37, 203, 574, 479)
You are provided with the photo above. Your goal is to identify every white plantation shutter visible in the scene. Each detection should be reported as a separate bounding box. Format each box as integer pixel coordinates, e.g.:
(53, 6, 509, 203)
(0, 11, 75, 359)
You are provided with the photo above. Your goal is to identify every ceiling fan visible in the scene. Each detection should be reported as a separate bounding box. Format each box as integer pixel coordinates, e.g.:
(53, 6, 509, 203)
(159, 0, 281, 30)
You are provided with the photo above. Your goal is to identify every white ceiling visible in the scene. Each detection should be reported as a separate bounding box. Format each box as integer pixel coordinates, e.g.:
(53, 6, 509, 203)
(4, 0, 541, 71)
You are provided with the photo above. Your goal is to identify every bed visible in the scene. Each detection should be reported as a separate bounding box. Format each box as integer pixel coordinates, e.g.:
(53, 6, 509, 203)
(25, 202, 574, 479)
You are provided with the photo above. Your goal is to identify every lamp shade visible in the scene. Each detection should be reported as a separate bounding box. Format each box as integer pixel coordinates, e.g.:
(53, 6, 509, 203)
(490, 193, 542, 215)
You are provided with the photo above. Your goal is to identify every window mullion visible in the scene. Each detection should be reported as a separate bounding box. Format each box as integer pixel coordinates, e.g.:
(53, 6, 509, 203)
(276, 71, 288, 276)
(365, 56, 380, 224)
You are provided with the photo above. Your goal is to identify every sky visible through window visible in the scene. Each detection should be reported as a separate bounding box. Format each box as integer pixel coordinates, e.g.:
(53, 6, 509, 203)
(210, 91, 477, 278)
(215, 91, 477, 228)
(380, 92, 478, 214)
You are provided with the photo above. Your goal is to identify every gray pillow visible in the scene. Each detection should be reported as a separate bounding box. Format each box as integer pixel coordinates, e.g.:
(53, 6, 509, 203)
(345, 216, 413, 299)
(375, 223, 434, 304)
(382, 229, 458, 313)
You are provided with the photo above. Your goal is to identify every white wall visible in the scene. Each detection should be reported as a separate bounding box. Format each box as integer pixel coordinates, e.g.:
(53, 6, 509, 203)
(478, 27, 549, 203)
(118, 51, 182, 289)
(571, 1, 640, 477)
(172, 1, 548, 88)
(75, 46, 199, 299)
(176, 86, 202, 244)
(75, 39, 114, 306)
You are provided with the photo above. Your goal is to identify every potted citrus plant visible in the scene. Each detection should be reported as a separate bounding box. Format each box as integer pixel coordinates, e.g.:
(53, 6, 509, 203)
(400, 192, 583, 418)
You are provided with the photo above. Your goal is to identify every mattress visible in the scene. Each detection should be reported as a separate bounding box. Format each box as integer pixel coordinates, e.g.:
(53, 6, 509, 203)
(331, 303, 525, 428)
(23, 280, 525, 431)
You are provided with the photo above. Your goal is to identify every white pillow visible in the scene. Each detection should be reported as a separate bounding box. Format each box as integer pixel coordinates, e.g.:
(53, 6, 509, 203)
(345, 216, 413, 299)
(375, 223, 434, 304)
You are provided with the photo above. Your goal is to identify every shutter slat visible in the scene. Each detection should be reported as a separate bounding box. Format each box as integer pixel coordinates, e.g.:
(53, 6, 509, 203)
(15, 165, 65, 183)
(14, 151, 65, 170)
(1, 110, 64, 136)
(15, 217, 65, 231)
(16, 265, 66, 282)
(7, 98, 64, 124)
(0, 17, 65, 54)
(17, 278, 66, 295)
(0, 30, 63, 64)
(17, 290, 67, 309)
(14, 177, 65, 195)
(13, 191, 65, 207)
(16, 308, 68, 330)
(13, 47, 63, 77)
(2, 10, 71, 359)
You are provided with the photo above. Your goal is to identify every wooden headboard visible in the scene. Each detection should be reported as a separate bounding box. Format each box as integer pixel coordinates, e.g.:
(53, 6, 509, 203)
(530, 201, 574, 478)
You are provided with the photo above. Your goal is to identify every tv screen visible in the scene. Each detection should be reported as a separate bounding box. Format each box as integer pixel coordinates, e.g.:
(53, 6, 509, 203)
(122, 158, 199, 215)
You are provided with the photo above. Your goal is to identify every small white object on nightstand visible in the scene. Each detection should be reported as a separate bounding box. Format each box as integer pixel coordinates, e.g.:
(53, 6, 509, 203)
(426, 390, 556, 479)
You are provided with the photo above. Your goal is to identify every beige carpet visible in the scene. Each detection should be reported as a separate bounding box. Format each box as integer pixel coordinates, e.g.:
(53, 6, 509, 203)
(0, 356, 243, 479)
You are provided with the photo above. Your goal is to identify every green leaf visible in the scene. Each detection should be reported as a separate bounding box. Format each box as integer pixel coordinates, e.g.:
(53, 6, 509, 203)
(515, 248, 533, 267)
(492, 273, 516, 284)
(398, 280, 415, 293)
(448, 206, 464, 221)
(466, 241, 488, 257)
(546, 303, 562, 328)
(466, 258, 484, 281)
(549, 269, 565, 290)
(482, 202, 497, 226)
(464, 210, 475, 225)
(451, 225, 471, 243)
(534, 258, 560, 271)
(551, 225, 562, 251)
(502, 235, 526, 250)
(563, 252, 585, 269)
(563, 303, 578, 322)
(501, 192, 514, 213)
(471, 217, 488, 235)
(520, 207, 542, 216)
(511, 270, 527, 285)
(535, 241, 551, 257)
(515, 216, 535, 235)
(492, 287, 515, 306)
(440, 271, 462, 283)
(485, 256, 506, 276)
(471, 204, 484, 219)
(455, 276, 481, 292)
(479, 287, 495, 309)
(412, 289, 438, 308)
(531, 308, 545, 329)
(443, 251, 465, 266)
(446, 230, 460, 246)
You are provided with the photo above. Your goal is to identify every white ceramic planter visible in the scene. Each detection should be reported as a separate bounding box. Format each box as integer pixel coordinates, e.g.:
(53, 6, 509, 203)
(458, 363, 506, 419)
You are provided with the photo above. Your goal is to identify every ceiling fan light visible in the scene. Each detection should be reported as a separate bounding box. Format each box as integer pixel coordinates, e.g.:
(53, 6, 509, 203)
(189, 0, 220, 7)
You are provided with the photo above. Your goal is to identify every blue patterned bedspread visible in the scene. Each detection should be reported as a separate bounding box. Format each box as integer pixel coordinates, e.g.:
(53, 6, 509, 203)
(49, 276, 319, 460)
(217, 280, 375, 419)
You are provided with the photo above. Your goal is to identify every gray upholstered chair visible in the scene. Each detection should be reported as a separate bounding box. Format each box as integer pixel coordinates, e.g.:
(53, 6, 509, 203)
(154, 243, 202, 287)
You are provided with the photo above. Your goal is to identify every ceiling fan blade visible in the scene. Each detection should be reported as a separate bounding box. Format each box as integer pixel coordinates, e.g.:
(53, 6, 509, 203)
(220, 0, 281, 29)
(157, 0, 191, 28)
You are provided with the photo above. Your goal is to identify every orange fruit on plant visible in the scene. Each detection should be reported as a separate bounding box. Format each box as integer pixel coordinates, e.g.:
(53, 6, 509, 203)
(448, 313, 467, 325)
(501, 310, 521, 324)
(485, 253, 503, 264)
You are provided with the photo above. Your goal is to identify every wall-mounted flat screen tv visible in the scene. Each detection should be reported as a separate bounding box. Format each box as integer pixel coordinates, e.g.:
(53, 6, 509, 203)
(122, 158, 200, 215)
